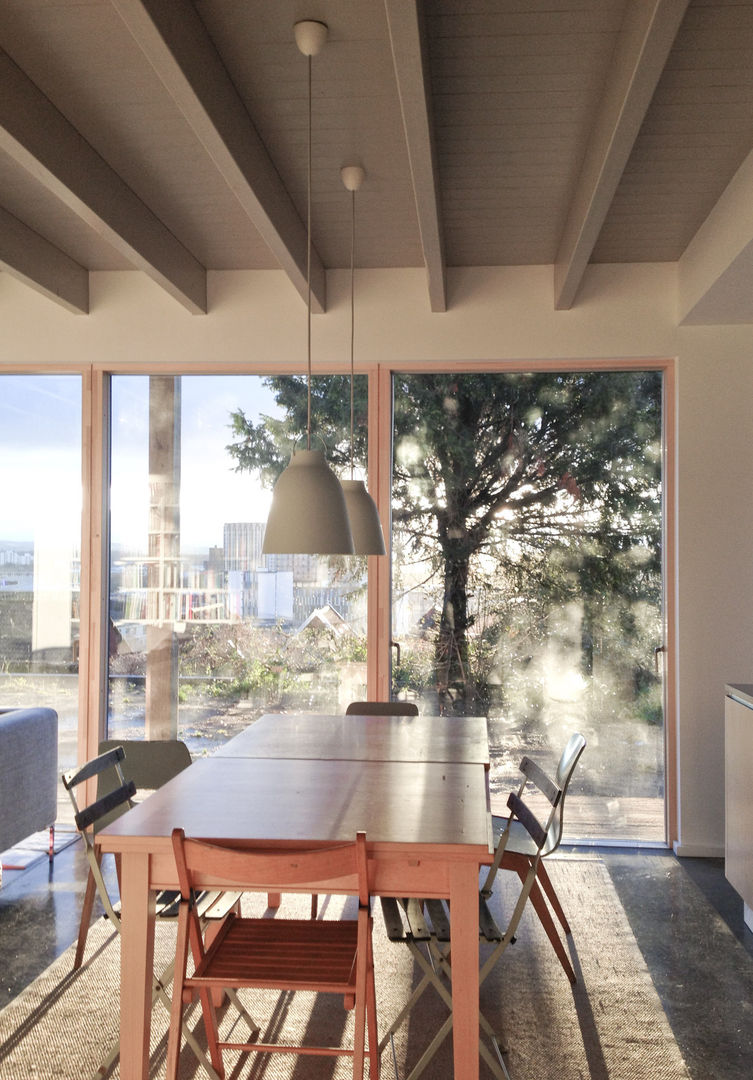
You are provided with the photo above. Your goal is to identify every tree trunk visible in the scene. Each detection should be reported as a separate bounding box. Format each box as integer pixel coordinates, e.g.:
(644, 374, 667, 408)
(435, 549, 473, 715)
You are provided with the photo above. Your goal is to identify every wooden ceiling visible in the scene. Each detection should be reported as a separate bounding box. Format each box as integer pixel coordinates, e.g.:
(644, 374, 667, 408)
(0, 0, 751, 316)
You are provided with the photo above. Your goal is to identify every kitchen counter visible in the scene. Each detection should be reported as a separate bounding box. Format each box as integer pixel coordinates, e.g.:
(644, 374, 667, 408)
(725, 686, 753, 929)
(725, 684, 753, 708)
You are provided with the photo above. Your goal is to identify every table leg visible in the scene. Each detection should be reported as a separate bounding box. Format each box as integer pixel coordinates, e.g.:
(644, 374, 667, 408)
(118, 852, 156, 1080)
(449, 862, 480, 1080)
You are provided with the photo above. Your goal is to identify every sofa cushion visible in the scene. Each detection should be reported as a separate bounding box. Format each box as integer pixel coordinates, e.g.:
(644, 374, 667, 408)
(0, 707, 58, 853)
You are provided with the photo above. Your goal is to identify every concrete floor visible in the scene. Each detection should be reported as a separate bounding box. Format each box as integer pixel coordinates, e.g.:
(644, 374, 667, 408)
(603, 849, 753, 1080)
(1, 842, 753, 1078)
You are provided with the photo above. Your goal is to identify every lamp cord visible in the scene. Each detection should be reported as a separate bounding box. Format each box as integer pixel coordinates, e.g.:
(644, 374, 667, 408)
(349, 187, 356, 479)
(306, 52, 312, 450)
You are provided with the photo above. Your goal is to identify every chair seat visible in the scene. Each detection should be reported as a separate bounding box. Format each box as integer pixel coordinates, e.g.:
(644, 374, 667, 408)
(195, 915, 359, 992)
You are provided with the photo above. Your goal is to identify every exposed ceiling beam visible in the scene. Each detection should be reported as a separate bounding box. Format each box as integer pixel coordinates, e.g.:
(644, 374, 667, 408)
(679, 147, 753, 324)
(384, 0, 446, 313)
(554, 0, 689, 310)
(0, 205, 88, 314)
(0, 49, 206, 314)
(112, 0, 326, 314)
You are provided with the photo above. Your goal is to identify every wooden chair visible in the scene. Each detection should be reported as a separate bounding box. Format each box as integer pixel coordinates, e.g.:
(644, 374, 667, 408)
(481, 732, 587, 984)
(165, 829, 379, 1080)
(346, 700, 418, 716)
(62, 743, 254, 1080)
(380, 762, 565, 1080)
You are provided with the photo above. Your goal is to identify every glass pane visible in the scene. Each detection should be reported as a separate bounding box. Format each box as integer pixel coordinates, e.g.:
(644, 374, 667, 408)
(108, 373, 369, 753)
(391, 370, 664, 844)
(0, 374, 82, 832)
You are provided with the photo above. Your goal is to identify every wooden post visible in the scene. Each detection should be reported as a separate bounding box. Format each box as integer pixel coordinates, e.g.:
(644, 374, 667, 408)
(146, 376, 181, 740)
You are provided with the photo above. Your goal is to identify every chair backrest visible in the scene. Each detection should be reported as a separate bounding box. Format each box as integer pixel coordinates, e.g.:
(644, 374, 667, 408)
(171, 829, 370, 909)
(95, 739, 192, 830)
(97, 738, 191, 796)
(543, 731, 586, 855)
(62, 745, 136, 838)
(62, 739, 193, 835)
(345, 700, 419, 716)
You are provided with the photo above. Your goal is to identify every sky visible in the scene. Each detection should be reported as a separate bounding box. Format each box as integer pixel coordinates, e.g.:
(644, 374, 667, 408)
(1, 375, 82, 545)
(1, 373, 283, 550)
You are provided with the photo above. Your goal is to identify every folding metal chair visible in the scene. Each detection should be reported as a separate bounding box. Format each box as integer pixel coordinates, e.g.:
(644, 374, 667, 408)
(481, 732, 586, 983)
(165, 829, 379, 1080)
(62, 743, 256, 1080)
(380, 762, 565, 1080)
(346, 700, 419, 716)
(70, 738, 194, 969)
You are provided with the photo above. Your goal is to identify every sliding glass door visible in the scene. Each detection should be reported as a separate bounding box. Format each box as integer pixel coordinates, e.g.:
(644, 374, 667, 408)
(107, 372, 370, 753)
(390, 368, 666, 843)
(2, 363, 668, 846)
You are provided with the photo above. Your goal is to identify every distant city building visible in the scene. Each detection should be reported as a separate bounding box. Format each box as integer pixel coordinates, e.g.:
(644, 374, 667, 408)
(257, 570, 293, 621)
(264, 551, 318, 582)
(205, 546, 224, 585)
(223, 522, 265, 572)
(0, 549, 34, 567)
(106, 523, 364, 631)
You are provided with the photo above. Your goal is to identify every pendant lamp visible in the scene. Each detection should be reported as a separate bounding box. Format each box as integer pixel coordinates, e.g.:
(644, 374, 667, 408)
(339, 165, 387, 556)
(262, 20, 355, 556)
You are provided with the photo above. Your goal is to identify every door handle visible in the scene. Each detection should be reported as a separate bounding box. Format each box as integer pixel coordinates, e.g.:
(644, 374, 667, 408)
(654, 644, 666, 673)
(390, 640, 401, 667)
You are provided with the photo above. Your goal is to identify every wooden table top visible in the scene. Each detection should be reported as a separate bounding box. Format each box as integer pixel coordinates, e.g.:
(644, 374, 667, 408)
(99, 756, 492, 852)
(215, 711, 490, 766)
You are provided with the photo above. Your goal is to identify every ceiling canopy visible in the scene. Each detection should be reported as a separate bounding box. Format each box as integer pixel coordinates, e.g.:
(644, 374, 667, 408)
(0, 0, 751, 317)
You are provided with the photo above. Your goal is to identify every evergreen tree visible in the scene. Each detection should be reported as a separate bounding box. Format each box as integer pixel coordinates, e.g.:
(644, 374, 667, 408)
(227, 370, 662, 714)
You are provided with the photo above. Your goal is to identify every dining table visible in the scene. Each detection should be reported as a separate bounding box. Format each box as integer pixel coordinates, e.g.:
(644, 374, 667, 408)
(97, 713, 494, 1080)
(215, 709, 491, 766)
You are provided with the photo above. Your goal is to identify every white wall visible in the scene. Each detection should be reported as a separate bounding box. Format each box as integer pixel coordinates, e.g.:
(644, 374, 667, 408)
(3, 262, 753, 854)
(673, 329, 753, 854)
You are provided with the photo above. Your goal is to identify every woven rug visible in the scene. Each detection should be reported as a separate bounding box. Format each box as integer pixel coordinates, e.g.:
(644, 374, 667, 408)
(0, 855, 690, 1079)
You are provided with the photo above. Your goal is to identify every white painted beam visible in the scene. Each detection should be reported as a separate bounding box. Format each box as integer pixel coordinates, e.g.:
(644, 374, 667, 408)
(112, 0, 325, 314)
(0, 205, 88, 314)
(384, 0, 446, 313)
(679, 147, 753, 325)
(554, 0, 689, 310)
(0, 49, 206, 314)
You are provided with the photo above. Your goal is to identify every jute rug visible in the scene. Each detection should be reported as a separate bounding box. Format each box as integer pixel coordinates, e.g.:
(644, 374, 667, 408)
(0, 855, 690, 1079)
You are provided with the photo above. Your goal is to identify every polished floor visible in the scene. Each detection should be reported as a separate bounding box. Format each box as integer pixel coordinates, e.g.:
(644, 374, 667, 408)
(1, 840, 753, 1078)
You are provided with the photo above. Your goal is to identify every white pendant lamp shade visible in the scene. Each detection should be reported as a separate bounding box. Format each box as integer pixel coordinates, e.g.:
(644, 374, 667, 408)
(341, 479, 386, 555)
(262, 19, 355, 556)
(340, 162, 387, 556)
(263, 450, 354, 554)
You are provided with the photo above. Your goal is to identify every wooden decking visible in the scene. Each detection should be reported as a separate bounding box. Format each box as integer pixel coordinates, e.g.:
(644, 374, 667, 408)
(488, 788, 665, 844)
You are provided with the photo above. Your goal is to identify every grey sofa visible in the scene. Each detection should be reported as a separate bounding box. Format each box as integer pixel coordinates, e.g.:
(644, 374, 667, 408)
(0, 707, 58, 854)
